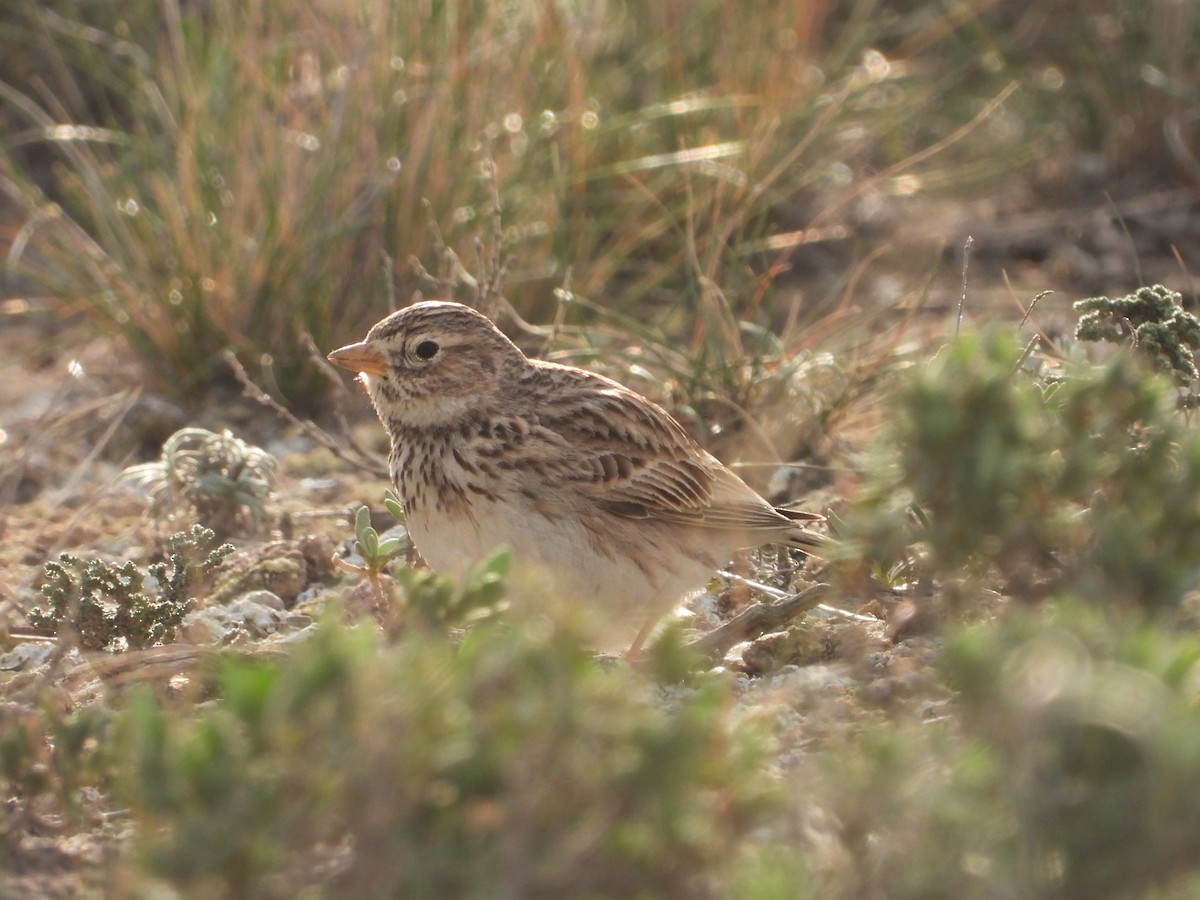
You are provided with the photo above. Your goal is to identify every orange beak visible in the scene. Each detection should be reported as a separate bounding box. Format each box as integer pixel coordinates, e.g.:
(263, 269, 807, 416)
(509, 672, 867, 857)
(327, 340, 389, 377)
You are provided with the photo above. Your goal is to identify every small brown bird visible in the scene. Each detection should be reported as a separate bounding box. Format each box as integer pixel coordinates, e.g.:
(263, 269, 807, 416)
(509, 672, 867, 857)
(328, 301, 826, 657)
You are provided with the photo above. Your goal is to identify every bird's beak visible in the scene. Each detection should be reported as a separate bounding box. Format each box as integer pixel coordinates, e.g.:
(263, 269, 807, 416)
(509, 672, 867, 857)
(327, 341, 388, 377)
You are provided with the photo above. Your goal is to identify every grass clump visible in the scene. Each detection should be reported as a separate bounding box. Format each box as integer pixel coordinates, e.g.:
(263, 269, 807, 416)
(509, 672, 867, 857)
(117, 617, 768, 897)
(29, 525, 233, 651)
(120, 427, 277, 539)
(0, 0, 1019, 405)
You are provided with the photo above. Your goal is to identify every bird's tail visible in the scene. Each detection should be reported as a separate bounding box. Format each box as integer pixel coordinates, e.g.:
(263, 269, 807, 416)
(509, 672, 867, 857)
(775, 506, 831, 556)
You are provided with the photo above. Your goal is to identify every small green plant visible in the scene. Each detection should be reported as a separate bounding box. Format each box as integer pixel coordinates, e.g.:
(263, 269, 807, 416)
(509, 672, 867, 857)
(121, 428, 277, 539)
(395, 550, 511, 631)
(937, 603, 1200, 897)
(149, 525, 240, 609)
(335, 493, 409, 613)
(0, 702, 114, 828)
(117, 617, 769, 896)
(353, 493, 408, 580)
(847, 328, 1200, 610)
(29, 525, 234, 651)
(338, 492, 509, 632)
(1075, 284, 1200, 403)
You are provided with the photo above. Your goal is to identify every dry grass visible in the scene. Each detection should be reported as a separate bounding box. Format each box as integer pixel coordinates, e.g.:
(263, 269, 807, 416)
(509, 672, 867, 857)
(0, 0, 1061, 410)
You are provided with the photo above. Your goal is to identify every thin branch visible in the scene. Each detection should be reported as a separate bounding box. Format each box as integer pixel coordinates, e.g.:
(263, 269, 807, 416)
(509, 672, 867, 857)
(718, 570, 876, 623)
(223, 350, 387, 479)
(686, 582, 832, 662)
(1019, 289, 1052, 330)
(381, 249, 398, 313)
(476, 152, 509, 319)
(538, 268, 574, 357)
(956, 235, 974, 337)
(1012, 335, 1041, 375)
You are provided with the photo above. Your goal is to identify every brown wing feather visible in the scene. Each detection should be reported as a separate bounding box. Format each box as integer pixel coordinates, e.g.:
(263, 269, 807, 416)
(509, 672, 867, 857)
(525, 362, 810, 540)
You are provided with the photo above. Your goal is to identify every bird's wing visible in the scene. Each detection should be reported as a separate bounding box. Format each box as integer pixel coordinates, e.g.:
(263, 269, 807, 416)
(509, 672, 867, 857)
(526, 363, 806, 538)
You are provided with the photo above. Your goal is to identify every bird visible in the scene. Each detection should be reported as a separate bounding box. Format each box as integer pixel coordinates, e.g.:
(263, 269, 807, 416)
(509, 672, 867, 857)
(327, 300, 827, 658)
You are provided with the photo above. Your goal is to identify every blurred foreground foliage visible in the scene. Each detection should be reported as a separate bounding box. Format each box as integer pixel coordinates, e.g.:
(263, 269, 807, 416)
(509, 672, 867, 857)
(120, 620, 769, 897)
(789, 603, 1200, 898)
(796, 322, 1200, 897)
(5, 614, 769, 898)
(850, 327, 1200, 610)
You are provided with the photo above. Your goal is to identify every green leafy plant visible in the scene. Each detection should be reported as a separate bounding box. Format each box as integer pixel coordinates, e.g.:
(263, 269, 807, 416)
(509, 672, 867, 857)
(338, 492, 509, 632)
(117, 617, 769, 897)
(333, 495, 410, 616)
(354, 493, 408, 575)
(29, 525, 234, 651)
(150, 524, 241, 607)
(847, 328, 1200, 610)
(121, 428, 277, 539)
(1075, 284, 1200, 403)
(394, 550, 511, 632)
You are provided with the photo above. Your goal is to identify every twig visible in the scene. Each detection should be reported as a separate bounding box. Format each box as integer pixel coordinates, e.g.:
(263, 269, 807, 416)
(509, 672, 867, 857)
(686, 583, 832, 662)
(9, 619, 80, 703)
(1104, 189, 1144, 287)
(297, 331, 391, 468)
(223, 350, 387, 479)
(333, 554, 388, 606)
(58, 643, 288, 703)
(1012, 335, 1040, 375)
(539, 269, 574, 357)
(0, 371, 75, 508)
(408, 149, 513, 318)
(718, 570, 876, 623)
(476, 153, 510, 319)
(381, 249, 398, 312)
(412, 198, 479, 301)
(497, 298, 559, 339)
(807, 81, 1020, 236)
(1019, 289, 1053, 330)
(4, 625, 62, 642)
(956, 234, 973, 337)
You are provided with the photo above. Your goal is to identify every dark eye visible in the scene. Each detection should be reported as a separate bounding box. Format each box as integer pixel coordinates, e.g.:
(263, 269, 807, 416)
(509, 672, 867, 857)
(414, 340, 439, 360)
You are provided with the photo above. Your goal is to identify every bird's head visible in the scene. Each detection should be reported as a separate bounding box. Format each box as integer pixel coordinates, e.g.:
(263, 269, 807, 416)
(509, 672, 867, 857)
(328, 301, 529, 430)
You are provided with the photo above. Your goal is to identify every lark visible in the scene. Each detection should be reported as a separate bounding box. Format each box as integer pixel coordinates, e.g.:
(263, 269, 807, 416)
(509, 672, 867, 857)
(328, 301, 827, 656)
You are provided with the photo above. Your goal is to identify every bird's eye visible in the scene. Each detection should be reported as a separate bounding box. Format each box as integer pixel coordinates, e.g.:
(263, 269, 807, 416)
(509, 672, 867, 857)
(414, 339, 440, 360)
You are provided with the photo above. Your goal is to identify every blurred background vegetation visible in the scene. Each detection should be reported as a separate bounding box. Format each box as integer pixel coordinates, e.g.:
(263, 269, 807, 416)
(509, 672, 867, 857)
(2, 0, 1195, 408)
(3, 0, 1200, 897)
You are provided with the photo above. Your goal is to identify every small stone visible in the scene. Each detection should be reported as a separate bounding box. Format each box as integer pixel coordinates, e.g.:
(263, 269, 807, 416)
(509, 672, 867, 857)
(0, 643, 55, 671)
(238, 589, 286, 611)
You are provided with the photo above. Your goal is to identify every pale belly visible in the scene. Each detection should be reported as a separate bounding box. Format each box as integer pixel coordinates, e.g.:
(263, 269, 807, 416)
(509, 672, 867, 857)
(405, 495, 718, 632)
